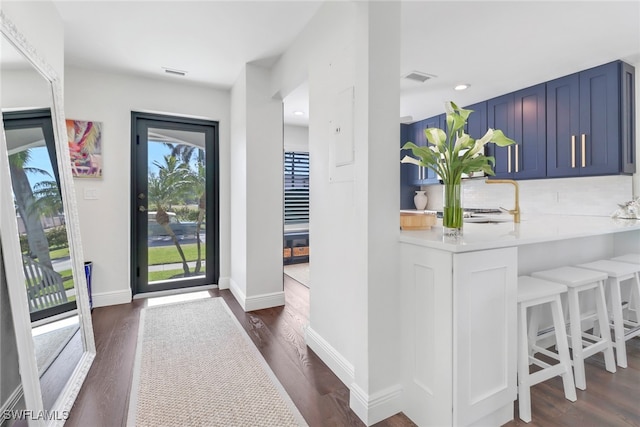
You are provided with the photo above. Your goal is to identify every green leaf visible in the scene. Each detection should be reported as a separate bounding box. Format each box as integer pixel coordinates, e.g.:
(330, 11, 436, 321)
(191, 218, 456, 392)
(490, 129, 516, 147)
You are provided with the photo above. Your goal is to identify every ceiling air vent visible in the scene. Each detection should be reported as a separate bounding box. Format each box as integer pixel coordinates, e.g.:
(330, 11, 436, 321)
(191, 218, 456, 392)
(403, 71, 436, 83)
(162, 66, 188, 76)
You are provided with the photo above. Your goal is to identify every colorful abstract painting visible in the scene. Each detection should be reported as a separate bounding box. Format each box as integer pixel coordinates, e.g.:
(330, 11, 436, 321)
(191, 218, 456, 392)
(66, 119, 103, 178)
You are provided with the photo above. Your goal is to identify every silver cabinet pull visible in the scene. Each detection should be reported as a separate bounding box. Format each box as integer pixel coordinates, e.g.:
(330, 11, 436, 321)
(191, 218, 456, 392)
(571, 135, 576, 168)
(581, 134, 586, 167)
(515, 144, 519, 173)
(507, 145, 512, 173)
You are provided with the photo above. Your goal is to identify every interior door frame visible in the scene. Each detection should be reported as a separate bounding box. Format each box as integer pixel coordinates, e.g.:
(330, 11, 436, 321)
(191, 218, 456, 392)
(130, 111, 219, 295)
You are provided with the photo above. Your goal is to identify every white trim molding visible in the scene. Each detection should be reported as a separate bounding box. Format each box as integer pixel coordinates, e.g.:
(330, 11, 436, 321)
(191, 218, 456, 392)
(218, 276, 230, 290)
(304, 326, 354, 387)
(349, 383, 403, 426)
(92, 289, 132, 308)
(0, 385, 24, 417)
(229, 279, 285, 312)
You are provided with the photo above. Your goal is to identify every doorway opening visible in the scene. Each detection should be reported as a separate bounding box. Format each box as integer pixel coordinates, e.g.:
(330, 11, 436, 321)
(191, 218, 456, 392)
(131, 112, 219, 295)
(283, 82, 310, 289)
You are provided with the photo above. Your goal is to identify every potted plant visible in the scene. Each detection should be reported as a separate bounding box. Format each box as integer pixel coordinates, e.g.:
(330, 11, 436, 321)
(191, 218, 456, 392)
(401, 101, 515, 236)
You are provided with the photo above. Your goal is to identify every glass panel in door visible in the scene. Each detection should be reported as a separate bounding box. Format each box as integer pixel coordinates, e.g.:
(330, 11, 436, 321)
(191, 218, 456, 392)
(146, 128, 207, 285)
(3, 112, 77, 322)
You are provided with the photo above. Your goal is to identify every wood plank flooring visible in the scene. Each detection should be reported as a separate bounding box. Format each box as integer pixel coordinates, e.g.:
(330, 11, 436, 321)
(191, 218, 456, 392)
(65, 277, 639, 426)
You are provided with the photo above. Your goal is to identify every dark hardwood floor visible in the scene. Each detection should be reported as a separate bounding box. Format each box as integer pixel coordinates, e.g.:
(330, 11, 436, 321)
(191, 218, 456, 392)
(65, 276, 639, 426)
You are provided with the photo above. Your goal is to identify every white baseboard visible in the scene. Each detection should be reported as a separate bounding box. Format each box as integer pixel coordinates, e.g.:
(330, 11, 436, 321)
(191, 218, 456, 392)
(0, 384, 23, 416)
(229, 279, 285, 311)
(92, 289, 132, 307)
(218, 276, 230, 290)
(304, 326, 354, 387)
(349, 383, 403, 426)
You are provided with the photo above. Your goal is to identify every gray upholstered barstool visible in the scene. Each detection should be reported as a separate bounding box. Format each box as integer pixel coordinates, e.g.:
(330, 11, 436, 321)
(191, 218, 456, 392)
(517, 276, 576, 423)
(577, 259, 640, 368)
(531, 266, 616, 390)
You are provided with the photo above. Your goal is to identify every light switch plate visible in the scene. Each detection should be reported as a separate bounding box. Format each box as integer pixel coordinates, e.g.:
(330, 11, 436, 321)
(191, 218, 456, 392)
(83, 188, 98, 200)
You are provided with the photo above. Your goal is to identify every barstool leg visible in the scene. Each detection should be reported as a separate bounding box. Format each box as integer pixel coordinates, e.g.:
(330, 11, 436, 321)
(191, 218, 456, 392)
(632, 272, 640, 323)
(595, 280, 616, 373)
(527, 305, 541, 359)
(567, 288, 587, 390)
(608, 277, 628, 368)
(550, 295, 576, 402)
(518, 303, 532, 423)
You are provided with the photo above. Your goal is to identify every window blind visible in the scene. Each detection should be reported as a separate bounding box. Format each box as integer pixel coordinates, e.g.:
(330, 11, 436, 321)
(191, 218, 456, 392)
(284, 151, 309, 224)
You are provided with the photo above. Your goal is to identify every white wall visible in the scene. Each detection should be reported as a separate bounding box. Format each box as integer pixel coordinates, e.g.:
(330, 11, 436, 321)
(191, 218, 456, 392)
(283, 124, 308, 152)
(0, 1, 64, 80)
(64, 67, 231, 306)
(229, 63, 284, 311)
(272, 2, 402, 424)
(1, 70, 51, 111)
(273, 0, 358, 380)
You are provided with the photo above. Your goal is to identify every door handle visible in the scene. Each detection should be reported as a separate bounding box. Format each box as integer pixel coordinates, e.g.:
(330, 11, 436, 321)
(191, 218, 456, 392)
(138, 192, 146, 200)
(138, 206, 147, 212)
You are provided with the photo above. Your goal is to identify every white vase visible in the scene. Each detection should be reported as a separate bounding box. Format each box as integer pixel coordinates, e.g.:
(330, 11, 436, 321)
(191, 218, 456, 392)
(414, 190, 428, 210)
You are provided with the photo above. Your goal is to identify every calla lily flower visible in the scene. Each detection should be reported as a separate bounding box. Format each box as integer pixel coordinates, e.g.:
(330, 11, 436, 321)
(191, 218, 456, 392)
(400, 155, 422, 166)
(467, 128, 494, 157)
(400, 101, 516, 184)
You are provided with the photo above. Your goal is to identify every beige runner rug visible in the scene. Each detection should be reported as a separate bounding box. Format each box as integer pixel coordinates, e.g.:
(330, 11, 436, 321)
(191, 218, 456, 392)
(127, 297, 307, 426)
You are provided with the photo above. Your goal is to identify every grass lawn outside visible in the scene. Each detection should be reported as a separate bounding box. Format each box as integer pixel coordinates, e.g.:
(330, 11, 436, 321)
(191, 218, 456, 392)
(148, 243, 205, 266)
(50, 247, 70, 259)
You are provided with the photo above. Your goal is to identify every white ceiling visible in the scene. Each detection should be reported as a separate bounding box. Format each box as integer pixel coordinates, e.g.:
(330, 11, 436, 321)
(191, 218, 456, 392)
(51, 1, 640, 126)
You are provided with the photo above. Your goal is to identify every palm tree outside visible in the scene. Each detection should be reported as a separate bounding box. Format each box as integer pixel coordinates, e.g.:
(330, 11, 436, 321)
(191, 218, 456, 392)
(147, 154, 193, 278)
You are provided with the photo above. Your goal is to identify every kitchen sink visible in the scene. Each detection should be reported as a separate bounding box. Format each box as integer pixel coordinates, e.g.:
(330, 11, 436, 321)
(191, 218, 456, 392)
(463, 215, 512, 224)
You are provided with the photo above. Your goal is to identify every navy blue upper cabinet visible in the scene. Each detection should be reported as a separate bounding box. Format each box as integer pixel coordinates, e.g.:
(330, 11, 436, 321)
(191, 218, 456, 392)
(487, 85, 546, 179)
(405, 114, 444, 184)
(400, 123, 416, 209)
(547, 61, 631, 177)
(513, 84, 547, 179)
(464, 101, 488, 140)
(621, 62, 636, 174)
(487, 93, 515, 178)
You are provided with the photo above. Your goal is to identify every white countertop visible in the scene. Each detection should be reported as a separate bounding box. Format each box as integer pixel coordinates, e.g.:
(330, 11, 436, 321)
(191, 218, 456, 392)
(399, 214, 640, 253)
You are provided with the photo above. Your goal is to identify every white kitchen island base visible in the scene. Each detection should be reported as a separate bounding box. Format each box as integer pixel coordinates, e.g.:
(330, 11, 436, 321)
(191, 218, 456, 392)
(399, 215, 640, 426)
(401, 244, 517, 426)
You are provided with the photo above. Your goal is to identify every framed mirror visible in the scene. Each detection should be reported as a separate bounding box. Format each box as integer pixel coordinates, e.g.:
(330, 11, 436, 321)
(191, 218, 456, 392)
(0, 10, 95, 426)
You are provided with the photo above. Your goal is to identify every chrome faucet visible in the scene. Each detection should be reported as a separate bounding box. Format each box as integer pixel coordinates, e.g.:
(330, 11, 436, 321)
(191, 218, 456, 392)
(485, 179, 520, 223)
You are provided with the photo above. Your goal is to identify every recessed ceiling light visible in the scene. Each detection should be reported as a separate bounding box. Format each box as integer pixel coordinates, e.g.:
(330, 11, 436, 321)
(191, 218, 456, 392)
(162, 66, 188, 76)
(293, 111, 305, 116)
(454, 84, 470, 91)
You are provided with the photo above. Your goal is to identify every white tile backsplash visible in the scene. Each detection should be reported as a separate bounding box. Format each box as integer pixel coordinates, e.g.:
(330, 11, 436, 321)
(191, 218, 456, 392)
(422, 175, 633, 217)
